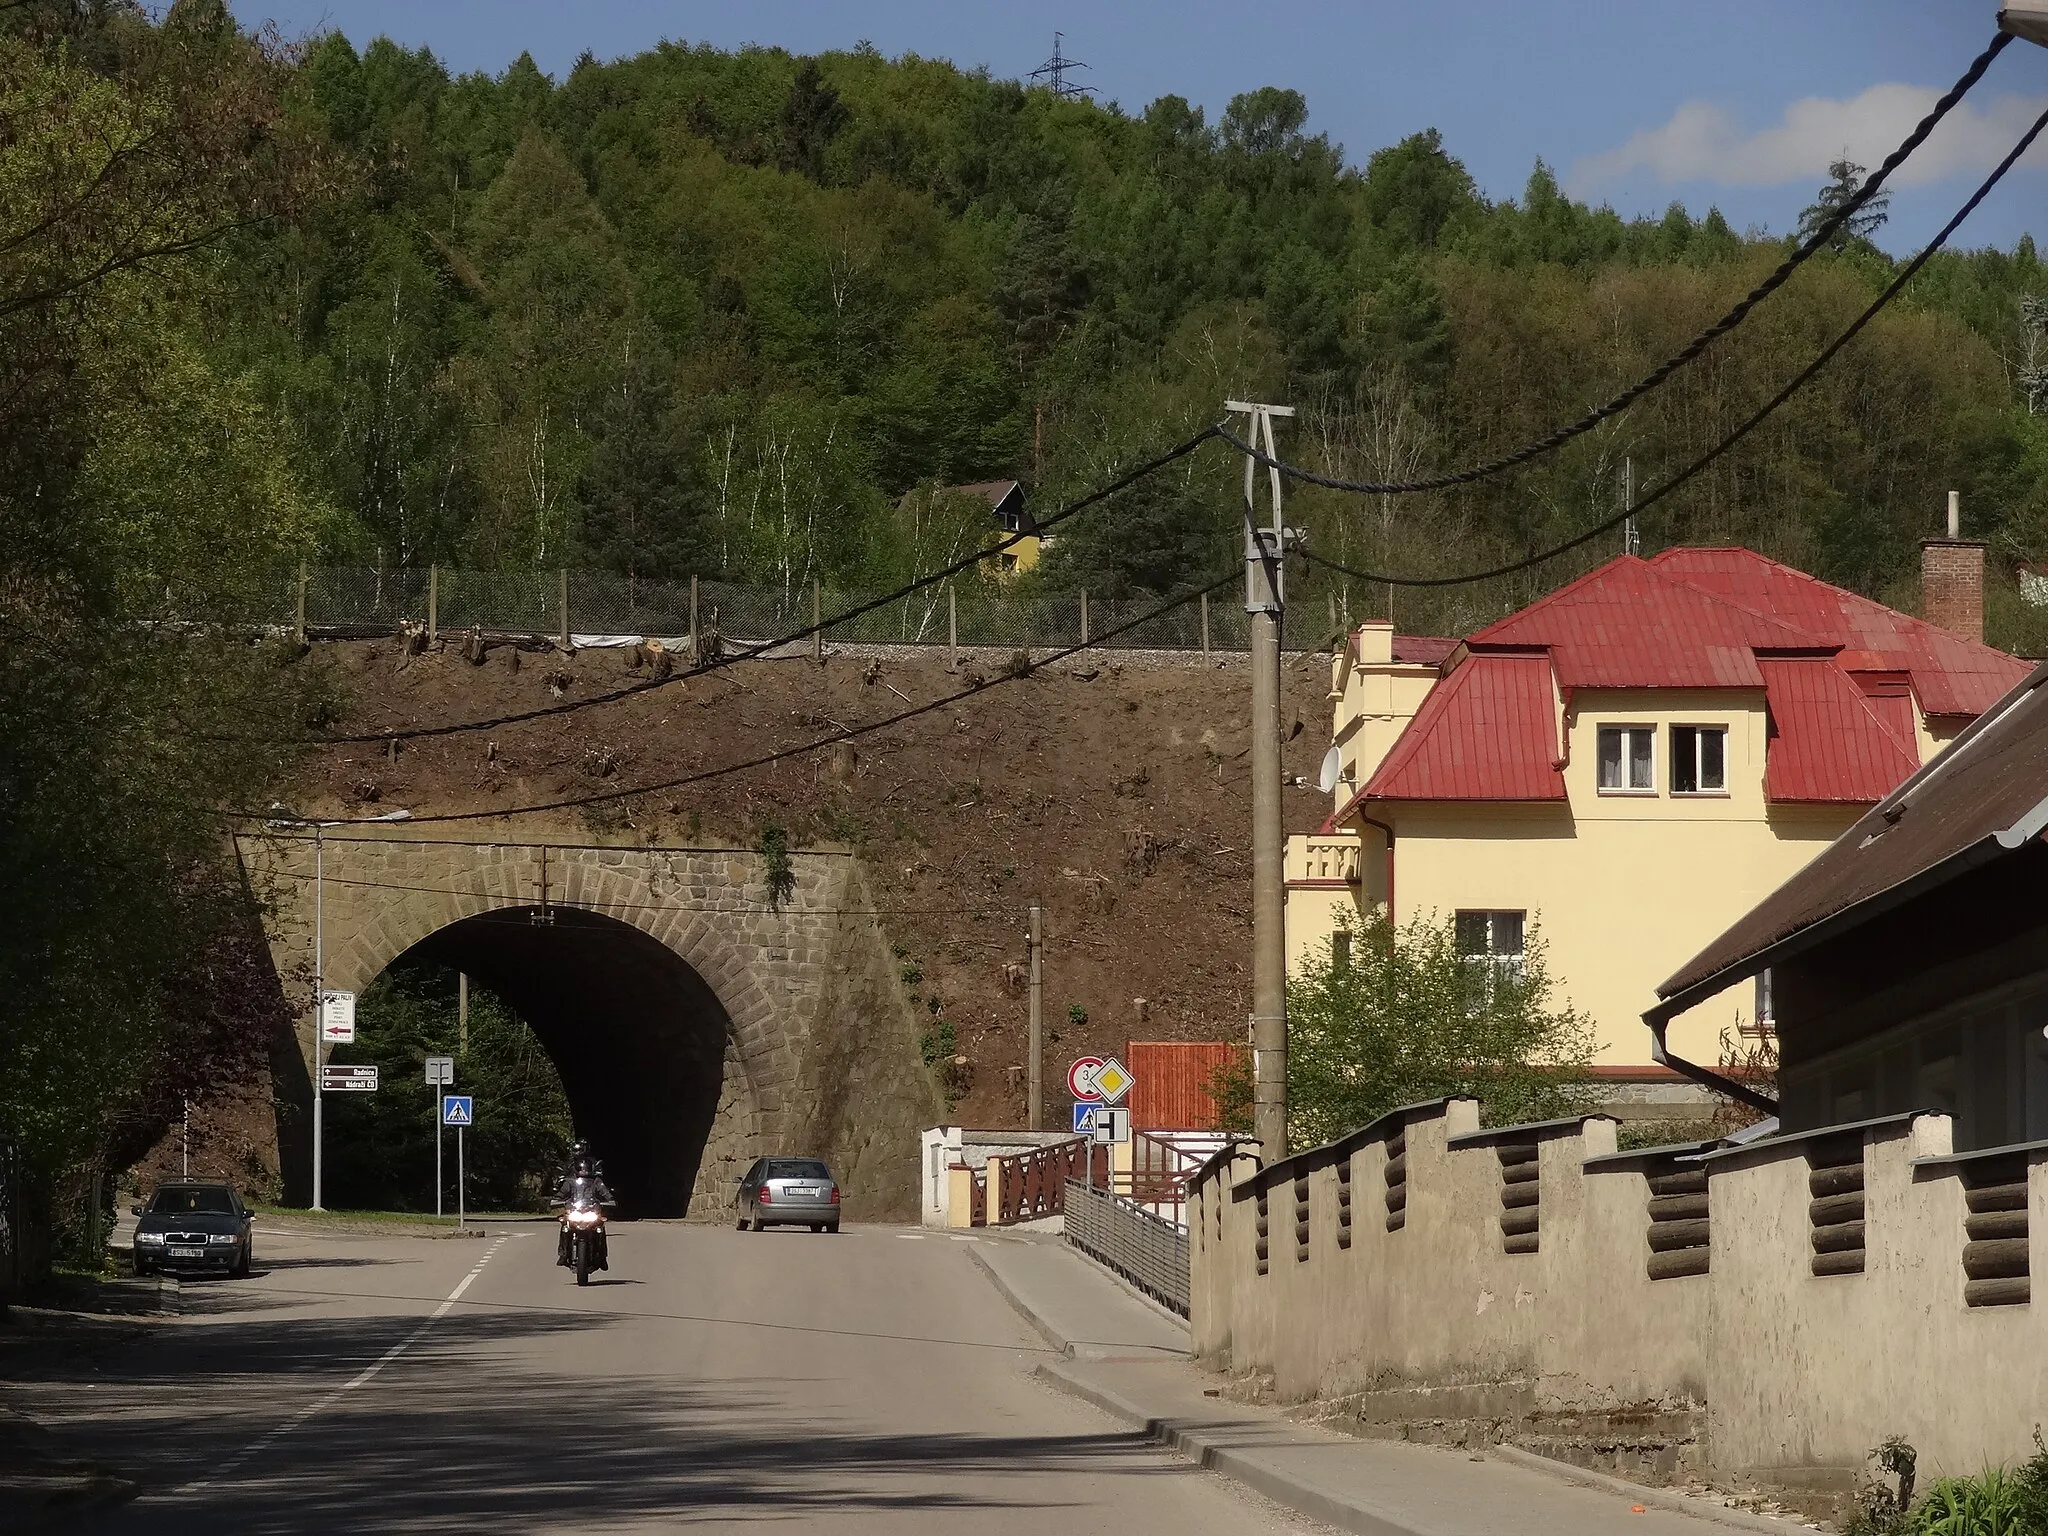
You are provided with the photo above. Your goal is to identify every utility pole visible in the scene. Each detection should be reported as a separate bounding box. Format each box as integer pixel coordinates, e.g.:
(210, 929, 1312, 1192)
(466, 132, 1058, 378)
(312, 822, 325, 1210)
(1229, 400, 1298, 1165)
(458, 971, 469, 1056)
(1027, 902, 1044, 1131)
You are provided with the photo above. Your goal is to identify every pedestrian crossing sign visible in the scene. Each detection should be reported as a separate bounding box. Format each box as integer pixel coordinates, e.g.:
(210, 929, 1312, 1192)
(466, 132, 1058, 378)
(442, 1095, 473, 1127)
(1071, 1102, 1098, 1134)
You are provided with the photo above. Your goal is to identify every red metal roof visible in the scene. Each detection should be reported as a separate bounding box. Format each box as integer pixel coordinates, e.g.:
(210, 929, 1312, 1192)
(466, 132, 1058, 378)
(1354, 653, 1565, 803)
(1339, 548, 2026, 818)
(1757, 658, 1922, 803)
(1651, 548, 2028, 716)
(1470, 556, 1818, 689)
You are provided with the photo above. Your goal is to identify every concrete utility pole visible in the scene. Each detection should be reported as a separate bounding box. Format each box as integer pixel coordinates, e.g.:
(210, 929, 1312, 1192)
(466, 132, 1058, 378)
(1027, 901, 1044, 1131)
(1229, 400, 1298, 1165)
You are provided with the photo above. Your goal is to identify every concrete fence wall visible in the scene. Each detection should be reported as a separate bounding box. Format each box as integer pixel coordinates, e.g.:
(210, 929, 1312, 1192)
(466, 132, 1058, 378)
(1191, 1098, 2048, 1490)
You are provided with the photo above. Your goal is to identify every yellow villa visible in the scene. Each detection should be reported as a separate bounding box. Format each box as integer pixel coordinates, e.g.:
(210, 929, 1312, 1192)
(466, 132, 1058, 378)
(1285, 545, 2028, 1107)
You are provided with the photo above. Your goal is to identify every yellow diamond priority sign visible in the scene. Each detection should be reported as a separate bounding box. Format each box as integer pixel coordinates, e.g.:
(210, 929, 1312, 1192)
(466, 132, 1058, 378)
(1091, 1057, 1133, 1105)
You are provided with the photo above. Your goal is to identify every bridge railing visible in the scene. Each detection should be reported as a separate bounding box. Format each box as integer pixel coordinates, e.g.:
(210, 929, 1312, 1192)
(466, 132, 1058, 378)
(992, 1138, 1105, 1225)
(1064, 1177, 1192, 1316)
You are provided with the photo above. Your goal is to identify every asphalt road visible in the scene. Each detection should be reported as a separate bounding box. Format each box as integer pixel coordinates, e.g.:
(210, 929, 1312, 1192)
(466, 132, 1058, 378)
(12, 1219, 1327, 1533)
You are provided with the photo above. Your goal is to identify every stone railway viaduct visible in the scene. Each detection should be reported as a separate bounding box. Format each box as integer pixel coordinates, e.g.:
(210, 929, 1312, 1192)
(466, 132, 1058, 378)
(238, 827, 943, 1220)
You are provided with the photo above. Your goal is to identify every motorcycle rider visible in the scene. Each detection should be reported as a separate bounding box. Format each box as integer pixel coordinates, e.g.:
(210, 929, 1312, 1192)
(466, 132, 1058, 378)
(552, 1145, 616, 1271)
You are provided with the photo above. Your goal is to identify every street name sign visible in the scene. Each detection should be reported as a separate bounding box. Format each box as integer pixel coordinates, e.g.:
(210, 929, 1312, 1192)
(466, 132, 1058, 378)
(318, 990, 357, 1045)
(441, 1095, 473, 1127)
(321, 1065, 378, 1093)
(425, 1056, 455, 1086)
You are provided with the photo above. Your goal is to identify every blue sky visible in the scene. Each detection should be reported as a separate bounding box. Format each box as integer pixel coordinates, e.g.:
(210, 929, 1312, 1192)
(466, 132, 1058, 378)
(233, 1, 2048, 253)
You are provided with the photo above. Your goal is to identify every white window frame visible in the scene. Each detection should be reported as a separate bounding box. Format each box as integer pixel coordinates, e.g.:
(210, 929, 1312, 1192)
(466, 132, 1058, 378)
(1596, 724, 1657, 795)
(1456, 910, 1527, 993)
(1670, 723, 1729, 796)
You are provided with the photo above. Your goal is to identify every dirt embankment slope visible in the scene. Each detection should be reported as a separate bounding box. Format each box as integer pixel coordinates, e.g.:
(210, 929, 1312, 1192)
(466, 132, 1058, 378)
(291, 640, 1334, 1129)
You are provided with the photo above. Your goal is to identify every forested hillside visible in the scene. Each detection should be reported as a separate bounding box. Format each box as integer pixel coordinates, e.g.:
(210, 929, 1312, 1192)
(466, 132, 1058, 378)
(9, 2, 2048, 1286)
(234, 30, 2048, 643)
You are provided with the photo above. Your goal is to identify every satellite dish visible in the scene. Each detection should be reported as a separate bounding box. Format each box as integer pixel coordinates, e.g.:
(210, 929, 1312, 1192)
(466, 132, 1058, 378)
(1318, 745, 1343, 794)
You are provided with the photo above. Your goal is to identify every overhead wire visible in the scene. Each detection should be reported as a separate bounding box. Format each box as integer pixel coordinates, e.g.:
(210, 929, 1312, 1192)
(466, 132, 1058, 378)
(229, 565, 1243, 827)
(311, 425, 1223, 746)
(1215, 31, 2015, 496)
(1292, 97, 2048, 591)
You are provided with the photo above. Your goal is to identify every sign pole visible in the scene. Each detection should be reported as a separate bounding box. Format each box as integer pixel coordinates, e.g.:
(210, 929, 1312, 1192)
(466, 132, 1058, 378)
(436, 1100, 444, 1219)
(457, 1125, 465, 1229)
(312, 823, 325, 1211)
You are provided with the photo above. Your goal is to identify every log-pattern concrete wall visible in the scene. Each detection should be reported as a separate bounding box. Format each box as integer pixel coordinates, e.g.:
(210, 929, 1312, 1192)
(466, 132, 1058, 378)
(238, 827, 942, 1217)
(1194, 1102, 2048, 1491)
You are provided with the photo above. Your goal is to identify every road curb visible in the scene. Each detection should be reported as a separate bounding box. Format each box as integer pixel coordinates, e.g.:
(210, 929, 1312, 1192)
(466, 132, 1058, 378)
(1487, 1446, 1817, 1535)
(1034, 1359, 1421, 1536)
(965, 1244, 1071, 1356)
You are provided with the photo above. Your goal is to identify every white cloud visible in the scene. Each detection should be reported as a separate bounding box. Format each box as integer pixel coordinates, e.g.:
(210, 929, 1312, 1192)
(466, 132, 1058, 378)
(1571, 84, 2048, 195)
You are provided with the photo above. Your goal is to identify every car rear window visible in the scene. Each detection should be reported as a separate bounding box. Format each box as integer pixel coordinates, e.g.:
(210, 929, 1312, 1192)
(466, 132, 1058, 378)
(149, 1187, 236, 1214)
(765, 1160, 830, 1180)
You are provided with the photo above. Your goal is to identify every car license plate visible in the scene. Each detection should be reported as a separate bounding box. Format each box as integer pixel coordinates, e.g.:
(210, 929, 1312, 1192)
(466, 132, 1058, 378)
(168, 1246, 203, 1259)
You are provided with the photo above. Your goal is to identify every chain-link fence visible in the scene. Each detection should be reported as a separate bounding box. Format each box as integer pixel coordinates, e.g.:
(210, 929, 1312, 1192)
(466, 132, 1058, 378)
(254, 568, 1262, 653)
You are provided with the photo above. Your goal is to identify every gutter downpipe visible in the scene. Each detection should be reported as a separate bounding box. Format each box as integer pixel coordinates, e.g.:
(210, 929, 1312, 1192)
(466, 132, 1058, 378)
(1355, 812, 1395, 922)
(1640, 790, 2048, 1121)
(1646, 1016, 1779, 1117)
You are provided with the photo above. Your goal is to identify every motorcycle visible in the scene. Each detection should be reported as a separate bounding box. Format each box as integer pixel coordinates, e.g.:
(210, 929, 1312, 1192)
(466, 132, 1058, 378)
(558, 1197, 608, 1286)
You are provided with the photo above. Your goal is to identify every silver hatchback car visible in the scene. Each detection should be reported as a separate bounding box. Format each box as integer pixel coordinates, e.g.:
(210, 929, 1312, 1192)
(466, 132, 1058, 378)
(737, 1157, 840, 1233)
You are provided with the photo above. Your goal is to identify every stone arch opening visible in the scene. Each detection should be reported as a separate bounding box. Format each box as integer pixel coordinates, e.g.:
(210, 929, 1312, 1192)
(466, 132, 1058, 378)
(386, 904, 734, 1218)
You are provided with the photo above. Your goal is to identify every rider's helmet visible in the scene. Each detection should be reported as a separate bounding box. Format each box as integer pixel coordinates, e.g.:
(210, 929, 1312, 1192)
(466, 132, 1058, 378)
(567, 1138, 592, 1165)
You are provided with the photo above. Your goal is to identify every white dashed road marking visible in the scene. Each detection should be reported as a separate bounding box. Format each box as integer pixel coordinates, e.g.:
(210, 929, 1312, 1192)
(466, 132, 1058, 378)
(171, 1236, 508, 1496)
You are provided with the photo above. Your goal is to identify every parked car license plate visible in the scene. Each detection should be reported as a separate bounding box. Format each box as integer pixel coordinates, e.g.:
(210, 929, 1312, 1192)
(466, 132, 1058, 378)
(168, 1246, 204, 1259)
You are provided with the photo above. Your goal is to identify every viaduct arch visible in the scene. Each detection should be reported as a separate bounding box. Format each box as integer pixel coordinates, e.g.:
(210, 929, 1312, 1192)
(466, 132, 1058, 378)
(237, 829, 942, 1220)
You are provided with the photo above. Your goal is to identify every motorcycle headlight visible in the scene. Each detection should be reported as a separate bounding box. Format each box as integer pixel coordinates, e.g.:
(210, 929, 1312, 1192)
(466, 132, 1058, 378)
(135, 1231, 164, 1245)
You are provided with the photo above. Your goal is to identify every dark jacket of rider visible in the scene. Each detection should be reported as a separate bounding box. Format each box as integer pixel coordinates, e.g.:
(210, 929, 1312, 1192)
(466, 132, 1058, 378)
(554, 1170, 615, 1207)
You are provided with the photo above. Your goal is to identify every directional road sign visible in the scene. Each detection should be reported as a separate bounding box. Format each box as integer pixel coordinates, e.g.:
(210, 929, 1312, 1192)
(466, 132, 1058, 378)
(1071, 1102, 1099, 1134)
(425, 1056, 455, 1086)
(1091, 1057, 1134, 1106)
(441, 1095, 473, 1127)
(320, 1065, 378, 1093)
(318, 990, 356, 1045)
(1067, 1056, 1107, 1103)
(1090, 1106, 1131, 1145)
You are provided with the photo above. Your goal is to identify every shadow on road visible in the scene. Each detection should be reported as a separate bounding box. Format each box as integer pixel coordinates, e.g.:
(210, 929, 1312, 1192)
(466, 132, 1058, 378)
(23, 1280, 1207, 1533)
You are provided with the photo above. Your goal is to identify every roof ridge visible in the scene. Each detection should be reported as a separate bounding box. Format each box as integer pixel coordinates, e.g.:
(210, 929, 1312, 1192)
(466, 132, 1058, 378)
(1655, 545, 2019, 663)
(1474, 551, 1823, 649)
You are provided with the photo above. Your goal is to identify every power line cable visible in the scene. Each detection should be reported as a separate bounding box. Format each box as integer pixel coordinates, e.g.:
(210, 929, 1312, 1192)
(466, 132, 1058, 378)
(230, 566, 1241, 827)
(311, 426, 1222, 747)
(1292, 98, 2048, 591)
(1216, 31, 2013, 497)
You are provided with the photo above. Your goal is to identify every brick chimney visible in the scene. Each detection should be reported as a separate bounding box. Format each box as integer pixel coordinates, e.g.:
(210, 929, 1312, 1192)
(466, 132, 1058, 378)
(1922, 490, 1986, 642)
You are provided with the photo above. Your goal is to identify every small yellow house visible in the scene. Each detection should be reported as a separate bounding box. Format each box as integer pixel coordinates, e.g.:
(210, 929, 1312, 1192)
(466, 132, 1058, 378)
(1286, 547, 2029, 1096)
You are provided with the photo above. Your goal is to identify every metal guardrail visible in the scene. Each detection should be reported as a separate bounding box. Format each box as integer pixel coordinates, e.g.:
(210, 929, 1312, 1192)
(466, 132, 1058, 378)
(1064, 1177, 1192, 1317)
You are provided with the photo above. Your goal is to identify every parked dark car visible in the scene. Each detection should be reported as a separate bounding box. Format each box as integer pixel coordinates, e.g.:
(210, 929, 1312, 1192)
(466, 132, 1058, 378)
(132, 1181, 254, 1278)
(736, 1158, 840, 1233)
